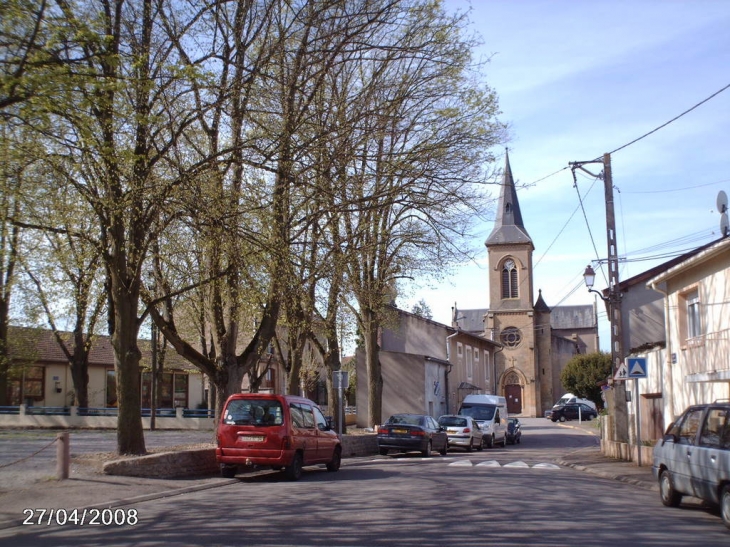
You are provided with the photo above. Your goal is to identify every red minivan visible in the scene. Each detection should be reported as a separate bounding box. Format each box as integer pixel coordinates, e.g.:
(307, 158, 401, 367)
(216, 393, 342, 481)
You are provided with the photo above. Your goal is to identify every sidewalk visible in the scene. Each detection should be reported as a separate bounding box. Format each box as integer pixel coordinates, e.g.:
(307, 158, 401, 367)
(0, 424, 658, 532)
(556, 421, 657, 492)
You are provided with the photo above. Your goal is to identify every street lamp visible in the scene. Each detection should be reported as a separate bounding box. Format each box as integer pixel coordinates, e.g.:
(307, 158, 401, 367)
(583, 264, 607, 301)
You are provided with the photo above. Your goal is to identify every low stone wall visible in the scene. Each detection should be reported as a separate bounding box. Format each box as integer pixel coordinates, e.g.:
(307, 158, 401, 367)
(601, 438, 654, 467)
(103, 433, 379, 478)
(104, 448, 219, 478)
(341, 433, 378, 457)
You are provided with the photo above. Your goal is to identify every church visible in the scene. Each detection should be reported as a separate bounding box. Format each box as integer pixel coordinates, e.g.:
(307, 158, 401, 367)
(455, 153, 599, 417)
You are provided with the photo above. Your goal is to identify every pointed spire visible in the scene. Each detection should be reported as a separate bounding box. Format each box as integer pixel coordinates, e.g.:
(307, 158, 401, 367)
(534, 289, 550, 312)
(486, 150, 533, 246)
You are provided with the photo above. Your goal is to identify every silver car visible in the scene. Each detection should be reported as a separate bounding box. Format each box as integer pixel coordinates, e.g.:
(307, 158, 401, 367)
(652, 402, 730, 529)
(438, 415, 485, 452)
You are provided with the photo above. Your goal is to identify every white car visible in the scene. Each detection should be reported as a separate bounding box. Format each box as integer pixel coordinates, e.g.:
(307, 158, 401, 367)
(437, 415, 484, 452)
(652, 402, 730, 530)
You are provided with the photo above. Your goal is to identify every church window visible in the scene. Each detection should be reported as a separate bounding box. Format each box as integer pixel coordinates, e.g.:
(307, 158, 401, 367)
(501, 259, 518, 299)
(500, 326, 522, 348)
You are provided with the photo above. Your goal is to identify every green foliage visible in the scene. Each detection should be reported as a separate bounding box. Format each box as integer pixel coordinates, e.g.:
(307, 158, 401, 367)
(560, 352, 612, 409)
(411, 298, 433, 320)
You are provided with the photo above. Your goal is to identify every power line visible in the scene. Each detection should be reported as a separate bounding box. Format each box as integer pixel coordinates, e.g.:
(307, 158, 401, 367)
(607, 82, 730, 156)
(621, 177, 730, 195)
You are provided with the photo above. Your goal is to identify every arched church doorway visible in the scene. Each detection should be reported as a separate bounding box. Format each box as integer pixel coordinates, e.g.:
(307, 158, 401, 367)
(503, 370, 522, 414)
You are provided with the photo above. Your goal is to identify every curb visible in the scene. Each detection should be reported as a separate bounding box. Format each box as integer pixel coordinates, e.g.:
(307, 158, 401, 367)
(556, 458, 658, 492)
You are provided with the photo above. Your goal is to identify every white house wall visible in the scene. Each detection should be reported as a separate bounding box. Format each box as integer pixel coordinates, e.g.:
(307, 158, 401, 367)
(653, 239, 730, 424)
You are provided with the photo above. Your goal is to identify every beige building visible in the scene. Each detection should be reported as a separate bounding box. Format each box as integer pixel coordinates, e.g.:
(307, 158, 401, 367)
(457, 154, 598, 417)
(6, 327, 205, 410)
(646, 235, 730, 426)
(355, 307, 501, 426)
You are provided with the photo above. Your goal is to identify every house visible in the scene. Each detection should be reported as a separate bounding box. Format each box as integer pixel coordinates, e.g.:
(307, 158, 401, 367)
(601, 234, 730, 451)
(645, 235, 730, 429)
(5, 326, 205, 410)
(355, 306, 501, 427)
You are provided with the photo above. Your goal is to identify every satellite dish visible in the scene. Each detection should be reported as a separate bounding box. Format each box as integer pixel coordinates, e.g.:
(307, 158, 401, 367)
(722, 212, 729, 238)
(718, 190, 728, 213)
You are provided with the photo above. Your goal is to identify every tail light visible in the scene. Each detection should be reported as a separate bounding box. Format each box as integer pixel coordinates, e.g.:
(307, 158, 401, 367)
(378, 426, 389, 435)
(411, 430, 425, 437)
(463, 428, 471, 433)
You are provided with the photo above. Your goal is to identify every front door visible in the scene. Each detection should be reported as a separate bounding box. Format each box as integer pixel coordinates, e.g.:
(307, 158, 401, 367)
(505, 384, 522, 414)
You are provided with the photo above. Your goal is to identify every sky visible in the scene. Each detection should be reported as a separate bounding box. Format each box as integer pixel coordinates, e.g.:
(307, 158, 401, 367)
(399, 0, 730, 350)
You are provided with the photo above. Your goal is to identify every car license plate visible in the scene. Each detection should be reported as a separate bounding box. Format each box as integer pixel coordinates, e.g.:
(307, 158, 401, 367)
(392, 428, 408, 434)
(238, 435, 264, 442)
(447, 429, 458, 434)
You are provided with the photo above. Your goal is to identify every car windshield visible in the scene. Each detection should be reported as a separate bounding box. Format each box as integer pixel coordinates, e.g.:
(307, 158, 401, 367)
(439, 416, 467, 427)
(223, 399, 284, 426)
(459, 404, 496, 421)
(387, 414, 424, 426)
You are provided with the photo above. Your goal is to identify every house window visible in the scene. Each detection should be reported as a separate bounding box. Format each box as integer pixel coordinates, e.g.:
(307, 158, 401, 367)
(456, 342, 463, 365)
(106, 369, 117, 407)
(474, 349, 480, 381)
(686, 290, 701, 339)
(6, 365, 45, 405)
(466, 347, 473, 381)
(159, 372, 189, 408)
(483, 351, 491, 384)
(501, 259, 518, 299)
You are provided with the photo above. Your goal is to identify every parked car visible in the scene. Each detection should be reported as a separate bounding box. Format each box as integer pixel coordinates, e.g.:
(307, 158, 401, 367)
(506, 417, 522, 444)
(438, 415, 484, 452)
(458, 394, 508, 448)
(377, 413, 448, 457)
(652, 402, 730, 529)
(216, 393, 341, 481)
(550, 402, 597, 422)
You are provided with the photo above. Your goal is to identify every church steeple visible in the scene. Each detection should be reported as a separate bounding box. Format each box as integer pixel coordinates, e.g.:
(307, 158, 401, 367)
(486, 151, 533, 246)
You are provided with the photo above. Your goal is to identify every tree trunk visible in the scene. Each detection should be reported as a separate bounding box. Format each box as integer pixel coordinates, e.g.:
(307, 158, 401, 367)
(110, 281, 146, 455)
(70, 356, 89, 408)
(362, 308, 382, 428)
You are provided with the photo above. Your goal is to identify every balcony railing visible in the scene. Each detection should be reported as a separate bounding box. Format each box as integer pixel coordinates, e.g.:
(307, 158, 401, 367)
(682, 328, 730, 376)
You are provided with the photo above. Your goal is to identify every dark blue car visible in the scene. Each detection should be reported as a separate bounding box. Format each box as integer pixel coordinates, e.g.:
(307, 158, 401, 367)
(377, 413, 448, 457)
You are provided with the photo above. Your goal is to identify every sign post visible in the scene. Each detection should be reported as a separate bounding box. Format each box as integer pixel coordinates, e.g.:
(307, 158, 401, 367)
(333, 370, 349, 437)
(626, 357, 647, 466)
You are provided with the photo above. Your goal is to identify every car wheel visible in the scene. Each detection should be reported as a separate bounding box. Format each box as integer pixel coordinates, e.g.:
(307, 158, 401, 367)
(487, 434, 495, 449)
(439, 441, 447, 456)
(559, 415, 566, 422)
(284, 452, 303, 481)
(326, 446, 341, 472)
(551, 418, 557, 422)
(467, 438, 473, 452)
(659, 469, 682, 507)
(516, 436, 521, 444)
(422, 440, 432, 457)
(478, 437, 485, 451)
(379, 447, 389, 456)
(721, 485, 730, 530)
(220, 465, 237, 479)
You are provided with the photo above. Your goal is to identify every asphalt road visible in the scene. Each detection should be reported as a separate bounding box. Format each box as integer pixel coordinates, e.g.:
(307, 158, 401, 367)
(1, 419, 728, 546)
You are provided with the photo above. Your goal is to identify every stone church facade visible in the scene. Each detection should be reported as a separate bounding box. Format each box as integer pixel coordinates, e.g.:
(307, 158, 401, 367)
(455, 153, 598, 417)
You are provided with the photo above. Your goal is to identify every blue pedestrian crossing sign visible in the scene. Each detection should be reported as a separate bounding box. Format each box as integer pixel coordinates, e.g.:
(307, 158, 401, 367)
(626, 357, 647, 379)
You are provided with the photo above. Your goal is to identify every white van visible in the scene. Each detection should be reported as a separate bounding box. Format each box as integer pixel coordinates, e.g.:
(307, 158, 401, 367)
(554, 393, 597, 412)
(458, 394, 508, 448)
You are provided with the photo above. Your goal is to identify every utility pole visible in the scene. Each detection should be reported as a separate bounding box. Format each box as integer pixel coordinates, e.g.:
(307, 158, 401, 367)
(572, 153, 629, 444)
(602, 153, 629, 444)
